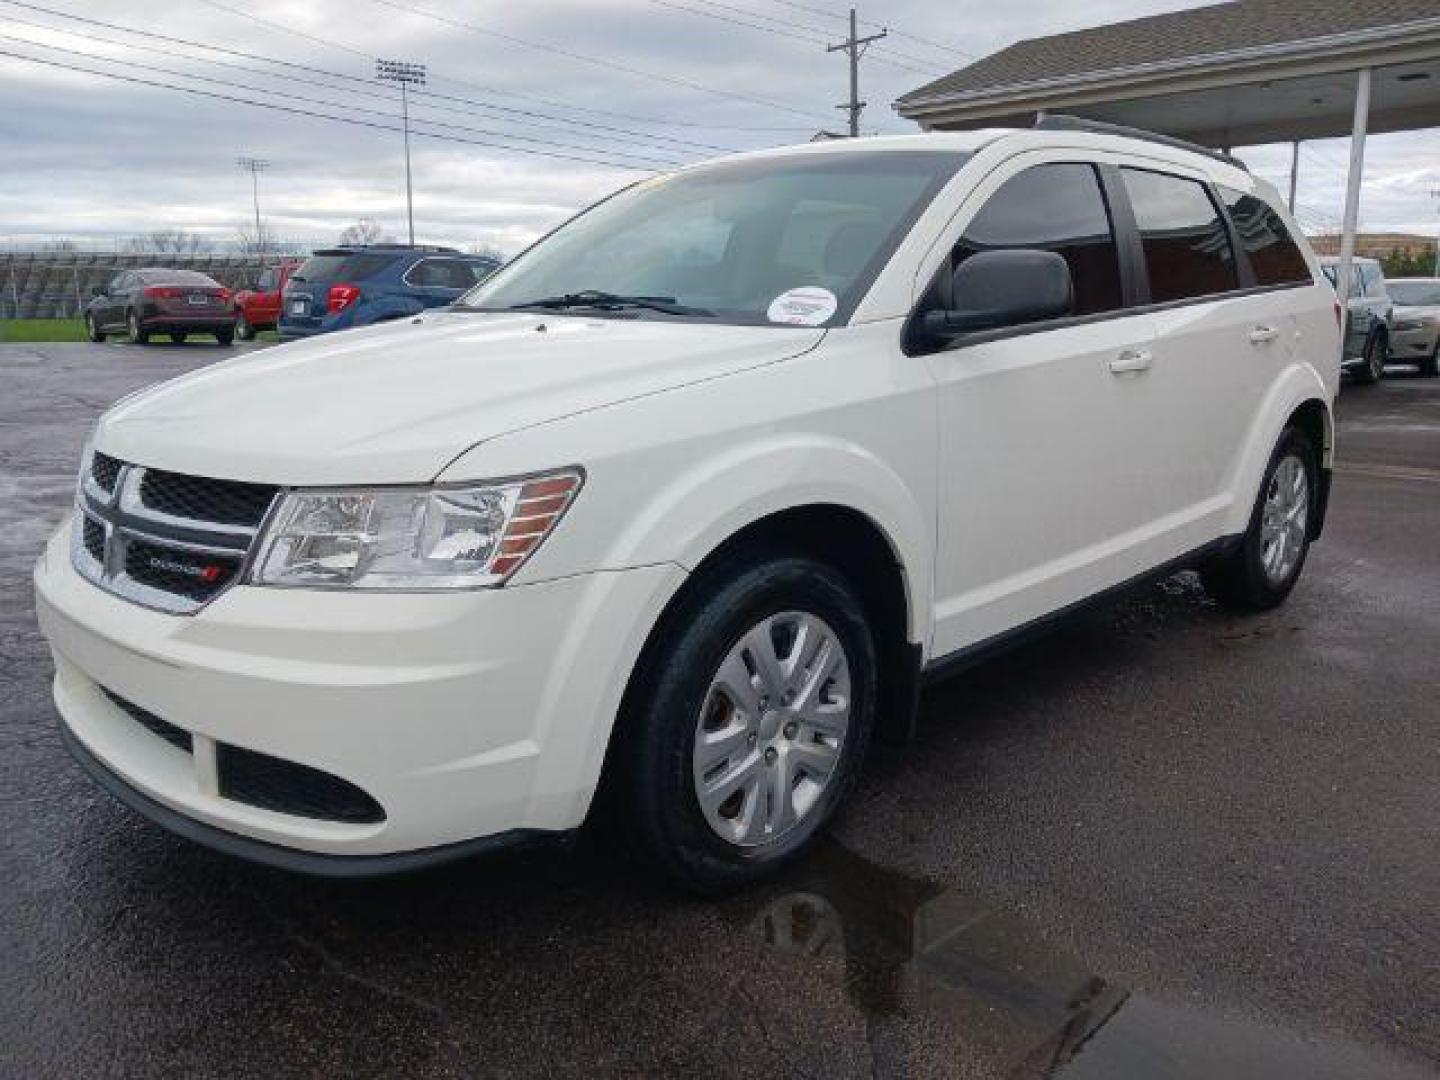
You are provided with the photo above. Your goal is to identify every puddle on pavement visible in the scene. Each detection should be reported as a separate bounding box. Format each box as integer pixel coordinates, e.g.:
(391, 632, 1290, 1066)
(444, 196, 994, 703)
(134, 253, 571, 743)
(738, 841, 1431, 1079)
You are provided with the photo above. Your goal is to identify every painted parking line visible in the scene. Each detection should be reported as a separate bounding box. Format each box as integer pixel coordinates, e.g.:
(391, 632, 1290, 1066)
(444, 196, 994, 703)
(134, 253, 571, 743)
(1334, 462, 1440, 485)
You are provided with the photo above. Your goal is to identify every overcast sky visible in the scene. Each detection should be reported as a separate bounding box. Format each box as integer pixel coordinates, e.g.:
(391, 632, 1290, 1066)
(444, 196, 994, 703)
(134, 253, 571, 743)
(0, 0, 1435, 254)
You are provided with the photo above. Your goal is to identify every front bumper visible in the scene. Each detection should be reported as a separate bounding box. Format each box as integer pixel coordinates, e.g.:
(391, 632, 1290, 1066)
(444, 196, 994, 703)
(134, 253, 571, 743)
(35, 518, 683, 867)
(1390, 325, 1439, 360)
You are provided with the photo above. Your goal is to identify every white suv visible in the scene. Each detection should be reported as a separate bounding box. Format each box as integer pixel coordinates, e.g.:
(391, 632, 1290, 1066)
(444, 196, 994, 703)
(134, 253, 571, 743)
(35, 123, 1339, 891)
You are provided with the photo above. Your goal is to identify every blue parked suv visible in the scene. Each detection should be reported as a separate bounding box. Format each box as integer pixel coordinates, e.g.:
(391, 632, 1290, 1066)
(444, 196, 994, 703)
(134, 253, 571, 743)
(278, 245, 500, 339)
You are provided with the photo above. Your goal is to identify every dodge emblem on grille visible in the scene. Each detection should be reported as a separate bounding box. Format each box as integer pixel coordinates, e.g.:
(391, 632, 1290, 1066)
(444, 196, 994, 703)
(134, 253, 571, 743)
(147, 555, 225, 583)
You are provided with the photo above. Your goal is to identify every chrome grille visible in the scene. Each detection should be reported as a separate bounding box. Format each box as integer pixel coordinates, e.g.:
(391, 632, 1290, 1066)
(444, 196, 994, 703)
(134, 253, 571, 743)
(73, 454, 278, 615)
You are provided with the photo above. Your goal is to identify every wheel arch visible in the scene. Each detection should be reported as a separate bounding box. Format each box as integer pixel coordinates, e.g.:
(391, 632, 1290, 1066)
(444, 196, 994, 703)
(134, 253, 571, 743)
(618, 502, 924, 757)
(1222, 365, 1334, 539)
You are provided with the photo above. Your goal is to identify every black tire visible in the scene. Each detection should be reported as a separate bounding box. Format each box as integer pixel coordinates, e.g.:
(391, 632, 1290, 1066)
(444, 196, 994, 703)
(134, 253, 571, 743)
(169, 332, 187, 344)
(85, 313, 104, 343)
(611, 555, 877, 894)
(215, 327, 235, 346)
(234, 315, 255, 341)
(125, 311, 149, 345)
(1201, 427, 1318, 611)
(1419, 344, 1439, 378)
(1352, 333, 1386, 385)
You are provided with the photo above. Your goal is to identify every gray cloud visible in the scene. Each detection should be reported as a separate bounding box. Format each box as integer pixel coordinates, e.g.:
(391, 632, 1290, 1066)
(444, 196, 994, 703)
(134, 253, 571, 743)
(0, 0, 1434, 254)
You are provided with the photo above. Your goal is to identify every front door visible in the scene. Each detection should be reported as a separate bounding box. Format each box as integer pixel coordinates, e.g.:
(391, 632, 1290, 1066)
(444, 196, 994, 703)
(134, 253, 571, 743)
(923, 158, 1162, 656)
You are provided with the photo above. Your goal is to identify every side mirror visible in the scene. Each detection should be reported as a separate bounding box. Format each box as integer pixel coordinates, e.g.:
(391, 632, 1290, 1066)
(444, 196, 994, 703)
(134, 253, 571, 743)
(90, 285, 105, 298)
(920, 249, 1074, 340)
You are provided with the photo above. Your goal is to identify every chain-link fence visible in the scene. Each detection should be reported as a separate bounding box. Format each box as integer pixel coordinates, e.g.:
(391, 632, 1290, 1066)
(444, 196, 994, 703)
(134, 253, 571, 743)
(1, 252, 307, 319)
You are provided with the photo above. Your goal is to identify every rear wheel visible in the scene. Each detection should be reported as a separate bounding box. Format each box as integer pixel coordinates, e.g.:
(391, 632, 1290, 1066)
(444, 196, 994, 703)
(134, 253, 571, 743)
(85, 313, 104, 342)
(215, 327, 235, 346)
(1352, 333, 1386, 385)
(125, 311, 149, 345)
(234, 314, 255, 341)
(169, 332, 187, 344)
(1202, 427, 1317, 611)
(613, 555, 876, 893)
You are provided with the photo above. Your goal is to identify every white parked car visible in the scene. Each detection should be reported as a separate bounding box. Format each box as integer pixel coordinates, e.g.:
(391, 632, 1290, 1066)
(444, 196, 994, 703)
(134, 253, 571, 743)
(35, 121, 1339, 891)
(1386, 277, 1440, 377)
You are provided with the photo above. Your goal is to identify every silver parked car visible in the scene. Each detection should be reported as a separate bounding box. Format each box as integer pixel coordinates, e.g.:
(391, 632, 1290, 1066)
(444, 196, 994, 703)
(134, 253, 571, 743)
(1386, 277, 1440, 377)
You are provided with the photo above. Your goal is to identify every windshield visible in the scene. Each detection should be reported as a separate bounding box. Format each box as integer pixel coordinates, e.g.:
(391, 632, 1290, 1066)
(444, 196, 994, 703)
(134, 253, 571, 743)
(1389, 281, 1440, 306)
(462, 150, 970, 327)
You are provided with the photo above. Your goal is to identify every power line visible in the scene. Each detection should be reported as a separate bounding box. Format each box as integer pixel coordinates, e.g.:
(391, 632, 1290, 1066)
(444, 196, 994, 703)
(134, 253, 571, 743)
(643, 0, 948, 75)
(0, 31, 687, 167)
(764, 0, 977, 59)
(0, 46, 668, 172)
(361, 0, 835, 123)
(0, 8, 739, 156)
(0, 0, 813, 136)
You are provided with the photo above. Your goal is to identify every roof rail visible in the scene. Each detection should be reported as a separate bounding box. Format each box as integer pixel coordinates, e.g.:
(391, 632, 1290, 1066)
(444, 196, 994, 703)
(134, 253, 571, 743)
(1033, 114, 1249, 172)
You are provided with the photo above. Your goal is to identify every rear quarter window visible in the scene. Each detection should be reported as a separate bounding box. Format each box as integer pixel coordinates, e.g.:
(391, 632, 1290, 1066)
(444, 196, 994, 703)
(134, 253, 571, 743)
(294, 253, 399, 282)
(1218, 188, 1311, 287)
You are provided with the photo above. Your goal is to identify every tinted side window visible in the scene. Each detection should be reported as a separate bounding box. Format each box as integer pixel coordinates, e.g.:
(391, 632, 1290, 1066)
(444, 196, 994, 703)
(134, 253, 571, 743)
(954, 163, 1122, 316)
(408, 258, 483, 289)
(1365, 266, 1388, 299)
(1218, 187, 1311, 287)
(1121, 169, 1238, 303)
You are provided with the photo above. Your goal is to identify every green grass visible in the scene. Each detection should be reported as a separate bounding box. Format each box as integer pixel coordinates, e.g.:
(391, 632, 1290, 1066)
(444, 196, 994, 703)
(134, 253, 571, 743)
(0, 318, 88, 342)
(0, 319, 279, 345)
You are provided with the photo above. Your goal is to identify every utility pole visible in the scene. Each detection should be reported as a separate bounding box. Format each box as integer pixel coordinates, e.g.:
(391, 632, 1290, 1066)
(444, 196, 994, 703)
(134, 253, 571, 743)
(827, 8, 886, 138)
(1287, 140, 1299, 214)
(376, 59, 427, 247)
(1432, 187, 1439, 276)
(235, 156, 271, 257)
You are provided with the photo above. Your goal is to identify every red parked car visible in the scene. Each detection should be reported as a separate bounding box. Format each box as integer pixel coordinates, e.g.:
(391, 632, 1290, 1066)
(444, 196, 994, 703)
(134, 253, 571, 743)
(233, 261, 301, 340)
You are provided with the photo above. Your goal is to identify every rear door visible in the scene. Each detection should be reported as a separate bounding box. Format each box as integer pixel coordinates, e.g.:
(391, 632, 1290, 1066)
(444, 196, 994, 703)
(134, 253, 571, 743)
(1118, 166, 1254, 527)
(99, 272, 129, 328)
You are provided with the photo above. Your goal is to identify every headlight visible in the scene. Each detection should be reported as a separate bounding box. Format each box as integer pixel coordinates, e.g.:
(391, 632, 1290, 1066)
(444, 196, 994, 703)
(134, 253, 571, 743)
(251, 469, 582, 590)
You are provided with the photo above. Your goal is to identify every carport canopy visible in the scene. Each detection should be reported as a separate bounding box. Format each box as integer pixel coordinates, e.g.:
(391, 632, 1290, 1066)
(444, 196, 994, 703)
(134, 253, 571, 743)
(895, 0, 1440, 304)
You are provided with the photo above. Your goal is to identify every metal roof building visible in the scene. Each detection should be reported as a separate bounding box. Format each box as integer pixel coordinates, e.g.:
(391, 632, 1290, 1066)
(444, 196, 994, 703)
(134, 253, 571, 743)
(894, 0, 1440, 304)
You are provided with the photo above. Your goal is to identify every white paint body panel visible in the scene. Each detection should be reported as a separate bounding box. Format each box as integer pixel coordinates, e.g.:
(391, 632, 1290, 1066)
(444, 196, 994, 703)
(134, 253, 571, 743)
(37, 130, 1339, 861)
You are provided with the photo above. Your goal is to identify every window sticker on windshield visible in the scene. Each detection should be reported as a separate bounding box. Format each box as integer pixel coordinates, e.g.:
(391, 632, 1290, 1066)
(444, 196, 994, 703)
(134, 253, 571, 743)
(767, 287, 837, 326)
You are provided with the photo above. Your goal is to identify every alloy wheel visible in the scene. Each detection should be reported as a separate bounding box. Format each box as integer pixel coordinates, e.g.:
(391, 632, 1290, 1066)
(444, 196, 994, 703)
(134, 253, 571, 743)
(692, 611, 851, 847)
(1260, 454, 1308, 585)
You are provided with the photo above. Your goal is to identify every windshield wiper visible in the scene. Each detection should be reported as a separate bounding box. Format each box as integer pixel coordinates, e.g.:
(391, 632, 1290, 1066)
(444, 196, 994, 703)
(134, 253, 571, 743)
(506, 290, 713, 317)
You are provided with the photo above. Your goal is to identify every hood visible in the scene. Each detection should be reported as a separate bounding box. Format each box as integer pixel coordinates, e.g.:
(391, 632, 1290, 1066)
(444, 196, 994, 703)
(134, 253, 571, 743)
(1394, 303, 1440, 319)
(96, 311, 824, 485)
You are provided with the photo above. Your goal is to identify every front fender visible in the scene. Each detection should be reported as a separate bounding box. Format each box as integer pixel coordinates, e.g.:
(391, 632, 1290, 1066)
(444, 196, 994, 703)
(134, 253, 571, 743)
(609, 434, 932, 644)
(1221, 362, 1333, 538)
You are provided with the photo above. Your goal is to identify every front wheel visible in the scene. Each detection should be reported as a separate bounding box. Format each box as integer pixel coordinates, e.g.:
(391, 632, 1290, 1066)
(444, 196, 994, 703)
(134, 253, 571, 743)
(234, 315, 255, 341)
(85, 314, 104, 342)
(1202, 427, 1318, 611)
(613, 556, 877, 893)
(169, 332, 188, 344)
(125, 311, 149, 345)
(1419, 343, 1439, 378)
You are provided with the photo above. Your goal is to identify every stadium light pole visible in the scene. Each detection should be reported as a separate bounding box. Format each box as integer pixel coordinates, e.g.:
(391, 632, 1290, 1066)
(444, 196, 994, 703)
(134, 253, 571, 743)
(235, 156, 271, 256)
(376, 59, 426, 247)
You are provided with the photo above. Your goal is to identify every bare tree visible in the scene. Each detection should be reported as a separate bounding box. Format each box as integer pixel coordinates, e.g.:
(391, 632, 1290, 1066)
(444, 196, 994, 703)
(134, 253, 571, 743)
(122, 229, 213, 255)
(337, 217, 393, 246)
(235, 221, 280, 258)
(467, 241, 506, 264)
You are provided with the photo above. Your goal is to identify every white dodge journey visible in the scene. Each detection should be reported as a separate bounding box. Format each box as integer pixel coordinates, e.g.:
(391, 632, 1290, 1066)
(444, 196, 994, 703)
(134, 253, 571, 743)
(35, 120, 1339, 891)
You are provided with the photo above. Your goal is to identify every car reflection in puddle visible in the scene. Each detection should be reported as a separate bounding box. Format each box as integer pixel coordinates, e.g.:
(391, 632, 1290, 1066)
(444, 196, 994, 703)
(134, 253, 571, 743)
(739, 841, 1431, 1079)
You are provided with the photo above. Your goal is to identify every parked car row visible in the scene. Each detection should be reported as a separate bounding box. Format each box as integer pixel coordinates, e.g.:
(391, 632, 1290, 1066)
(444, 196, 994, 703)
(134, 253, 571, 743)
(82, 245, 501, 347)
(1318, 256, 1440, 382)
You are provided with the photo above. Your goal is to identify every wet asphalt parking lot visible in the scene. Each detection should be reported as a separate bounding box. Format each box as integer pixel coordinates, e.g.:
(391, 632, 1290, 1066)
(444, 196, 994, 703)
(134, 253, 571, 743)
(2, 340, 1438, 1079)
